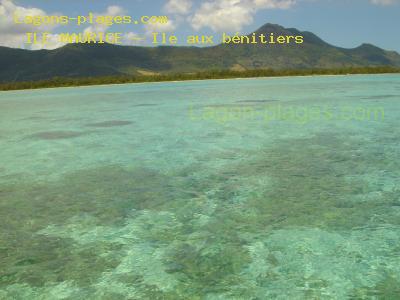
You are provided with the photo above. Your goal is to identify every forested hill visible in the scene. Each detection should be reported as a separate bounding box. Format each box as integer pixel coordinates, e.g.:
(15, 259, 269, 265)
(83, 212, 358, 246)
(1, 23, 399, 83)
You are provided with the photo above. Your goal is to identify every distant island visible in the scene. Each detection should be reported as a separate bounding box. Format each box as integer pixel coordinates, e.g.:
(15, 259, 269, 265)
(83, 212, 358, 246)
(1, 67, 399, 91)
(1, 23, 399, 90)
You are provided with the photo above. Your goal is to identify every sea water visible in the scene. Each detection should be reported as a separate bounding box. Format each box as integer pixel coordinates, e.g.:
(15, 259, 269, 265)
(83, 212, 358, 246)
(0, 75, 399, 299)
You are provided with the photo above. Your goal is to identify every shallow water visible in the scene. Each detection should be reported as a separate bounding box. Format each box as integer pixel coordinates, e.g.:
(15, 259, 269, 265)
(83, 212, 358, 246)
(0, 75, 399, 299)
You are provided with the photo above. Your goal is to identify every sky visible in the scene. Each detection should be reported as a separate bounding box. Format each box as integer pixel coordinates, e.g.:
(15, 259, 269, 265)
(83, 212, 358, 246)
(0, 0, 399, 51)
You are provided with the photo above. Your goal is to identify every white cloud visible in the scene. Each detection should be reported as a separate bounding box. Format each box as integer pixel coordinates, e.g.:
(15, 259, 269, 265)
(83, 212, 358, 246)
(191, 0, 254, 32)
(121, 31, 146, 45)
(143, 0, 191, 40)
(0, 2, 138, 49)
(254, 0, 296, 9)
(190, 0, 296, 32)
(83, 6, 145, 46)
(83, 5, 124, 35)
(38, 5, 128, 49)
(0, 0, 60, 48)
(164, 0, 193, 15)
(143, 18, 177, 36)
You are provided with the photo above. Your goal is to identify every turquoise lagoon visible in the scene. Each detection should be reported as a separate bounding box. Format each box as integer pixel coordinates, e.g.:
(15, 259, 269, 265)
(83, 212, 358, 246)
(0, 75, 400, 299)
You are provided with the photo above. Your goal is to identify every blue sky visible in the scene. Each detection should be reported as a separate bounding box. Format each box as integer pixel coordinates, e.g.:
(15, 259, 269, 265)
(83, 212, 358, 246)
(1, 0, 399, 51)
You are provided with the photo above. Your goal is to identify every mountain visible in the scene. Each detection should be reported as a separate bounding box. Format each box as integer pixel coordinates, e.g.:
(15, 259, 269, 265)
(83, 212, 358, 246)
(1, 23, 399, 83)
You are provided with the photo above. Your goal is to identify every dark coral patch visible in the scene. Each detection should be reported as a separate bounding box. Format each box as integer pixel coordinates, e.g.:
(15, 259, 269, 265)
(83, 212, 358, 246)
(85, 121, 133, 128)
(28, 131, 86, 140)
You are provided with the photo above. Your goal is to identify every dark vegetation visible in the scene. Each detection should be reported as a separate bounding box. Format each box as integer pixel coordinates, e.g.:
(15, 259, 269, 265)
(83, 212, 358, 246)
(0, 66, 399, 91)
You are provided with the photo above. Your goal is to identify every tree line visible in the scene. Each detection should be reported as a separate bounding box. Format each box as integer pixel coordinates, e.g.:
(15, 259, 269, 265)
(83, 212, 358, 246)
(1, 66, 399, 91)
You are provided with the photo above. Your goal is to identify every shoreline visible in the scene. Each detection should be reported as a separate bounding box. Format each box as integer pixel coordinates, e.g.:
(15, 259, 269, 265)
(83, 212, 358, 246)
(0, 71, 399, 93)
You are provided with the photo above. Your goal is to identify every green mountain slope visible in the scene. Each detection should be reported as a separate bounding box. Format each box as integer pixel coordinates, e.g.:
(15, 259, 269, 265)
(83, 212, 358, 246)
(1, 23, 399, 83)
